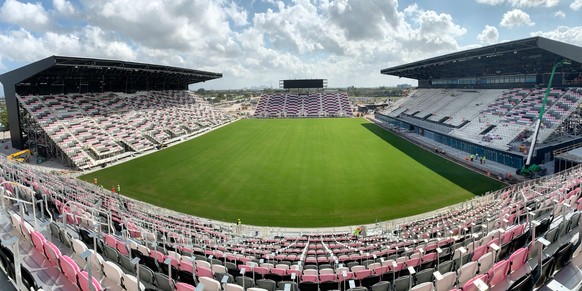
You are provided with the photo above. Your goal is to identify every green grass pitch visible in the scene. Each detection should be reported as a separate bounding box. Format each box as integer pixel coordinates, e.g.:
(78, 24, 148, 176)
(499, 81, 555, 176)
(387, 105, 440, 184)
(80, 118, 505, 227)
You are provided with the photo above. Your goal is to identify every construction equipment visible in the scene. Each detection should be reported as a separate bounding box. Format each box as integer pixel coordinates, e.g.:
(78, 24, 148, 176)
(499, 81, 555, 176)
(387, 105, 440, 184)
(7, 149, 32, 163)
(517, 59, 571, 178)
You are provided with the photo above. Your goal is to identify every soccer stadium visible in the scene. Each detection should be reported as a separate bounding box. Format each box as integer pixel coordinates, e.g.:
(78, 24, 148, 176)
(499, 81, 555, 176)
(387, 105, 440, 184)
(1, 34, 582, 291)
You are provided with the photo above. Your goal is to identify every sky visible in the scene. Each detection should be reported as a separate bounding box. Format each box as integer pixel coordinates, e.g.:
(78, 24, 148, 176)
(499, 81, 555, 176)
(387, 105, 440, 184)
(0, 0, 581, 92)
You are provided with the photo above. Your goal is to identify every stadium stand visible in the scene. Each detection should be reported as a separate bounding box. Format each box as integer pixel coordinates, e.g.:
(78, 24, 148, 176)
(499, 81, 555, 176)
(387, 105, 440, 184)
(1, 153, 582, 290)
(380, 88, 582, 151)
(254, 92, 352, 118)
(17, 90, 235, 169)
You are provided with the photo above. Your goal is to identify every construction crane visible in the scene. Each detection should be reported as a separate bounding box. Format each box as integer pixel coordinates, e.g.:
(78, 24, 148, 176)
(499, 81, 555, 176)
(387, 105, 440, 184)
(517, 59, 571, 178)
(7, 149, 32, 163)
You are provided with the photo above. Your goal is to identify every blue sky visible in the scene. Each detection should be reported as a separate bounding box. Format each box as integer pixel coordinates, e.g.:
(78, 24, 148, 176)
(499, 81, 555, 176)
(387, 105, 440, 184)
(0, 0, 581, 93)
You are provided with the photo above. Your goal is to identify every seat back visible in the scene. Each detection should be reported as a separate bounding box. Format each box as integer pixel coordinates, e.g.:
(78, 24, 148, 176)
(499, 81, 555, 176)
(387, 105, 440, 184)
(154, 272, 175, 291)
(200, 276, 222, 291)
(435, 271, 456, 291)
(477, 252, 494, 274)
(197, 266, 214, 278)
(30, 231, 46, 253)
(509, 247, 528, 273)
(301, 274, 318, 283)
(103, 260, 123, 284)
(320, 273, 336, 282)
(457, 261, 478, 286)
(354, 269, 372, 280)
(59, 255, 80, 283)
(487, 259, 509, 287)
(410, 282, 434, 291)
(43, 241, 61, 266)
(78, 270, 103, 291)
(225, 283, 245, 291)
(414, 268, 433, 285)
(462, 274, 489, 291)
(176, 282, 196, 291)
(370, 281, 390, 291)
(256, 279, 277, 291)
(123, 273, 146, 291)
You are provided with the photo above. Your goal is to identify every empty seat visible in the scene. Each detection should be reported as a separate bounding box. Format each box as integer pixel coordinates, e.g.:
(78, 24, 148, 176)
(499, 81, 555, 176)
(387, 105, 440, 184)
(435, 271, 455, 291)
(78, 270, 103, 291)
(457, 261, 478, 286)
(487, 259, 510, 288)
(225, 283, 245, 291)
(199, 276, 222, 291)
(176, 282, 196, 291)
(477, 252, 494, 274)
(410, 282, 434, 291)
(462, 274, 488, 291)
(123, 273, 146, 291)
(370, 281, 390, 291)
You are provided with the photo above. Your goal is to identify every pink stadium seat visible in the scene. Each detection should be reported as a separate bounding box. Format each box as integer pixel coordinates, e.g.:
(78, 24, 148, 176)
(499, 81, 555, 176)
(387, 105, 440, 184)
(59, 255, 80, 284)
(338, 271, 354, 281)
(471, 245, 487, 262)
(462, 274, 489, 291)
(151, 249, 166, 263)
(320, 273, 336, 282)
(197, 266, 213, 278)
(78, 270, 102, 291)
(254, 266, 270, 276)
(30, 230, 46, 254)
(509, 248, 528, 273)
(104, 234, 117, 248)
(180, 260, 194, 272)
(176, 282, 196, 291)
(500, 231, 513, 245)
(287, 269, 302, 278)
(421, 252, 436, 265)
(373, 266, 388, 275)
(43, 241, 62, 266)
(271, 268, 287, 276)
(406, 257, 421, 268)
(301, 274, 318, 283)
(487, 260, 510, 287)
(116, 241, 130, 256)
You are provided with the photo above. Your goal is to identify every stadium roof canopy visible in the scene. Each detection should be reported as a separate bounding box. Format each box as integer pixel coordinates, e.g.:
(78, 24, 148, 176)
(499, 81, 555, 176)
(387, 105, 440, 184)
(0, 55, 222, 149)
(381, 37, 582, 86)
(0, 55, 222, 95)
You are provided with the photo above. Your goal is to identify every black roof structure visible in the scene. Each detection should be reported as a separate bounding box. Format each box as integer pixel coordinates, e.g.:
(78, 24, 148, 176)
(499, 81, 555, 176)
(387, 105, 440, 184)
(0, 55, 222, 149)
(381, 37, 582, 88)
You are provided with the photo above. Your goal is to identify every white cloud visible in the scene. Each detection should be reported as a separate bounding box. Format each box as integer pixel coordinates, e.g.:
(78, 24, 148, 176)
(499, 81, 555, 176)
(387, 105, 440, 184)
(477, 25, 499, 44)
(224, 2, 248, 26)
(53, 0, 76, 15)
(326, 0, 406, 41)
(254, 1, 344, 55)
(476, 0, 559, 6)
(554, 10, 566, 17)
(0, 29, 49, 62)
(476, 0, 506, 4)
(82, 0, 234, 52)
(0, 0, 467, 89)
(571, 0, 582, 10)
(500, 9, 535, 27)
(507, 0, 559, 7)
(400, 4, 467, 60)
(531, 26, 582, 46)
(0, 0, 51, 31)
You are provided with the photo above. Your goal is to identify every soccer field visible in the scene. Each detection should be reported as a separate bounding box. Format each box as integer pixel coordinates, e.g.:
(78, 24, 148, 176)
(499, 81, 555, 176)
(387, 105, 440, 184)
(81, 118, 505, 227)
